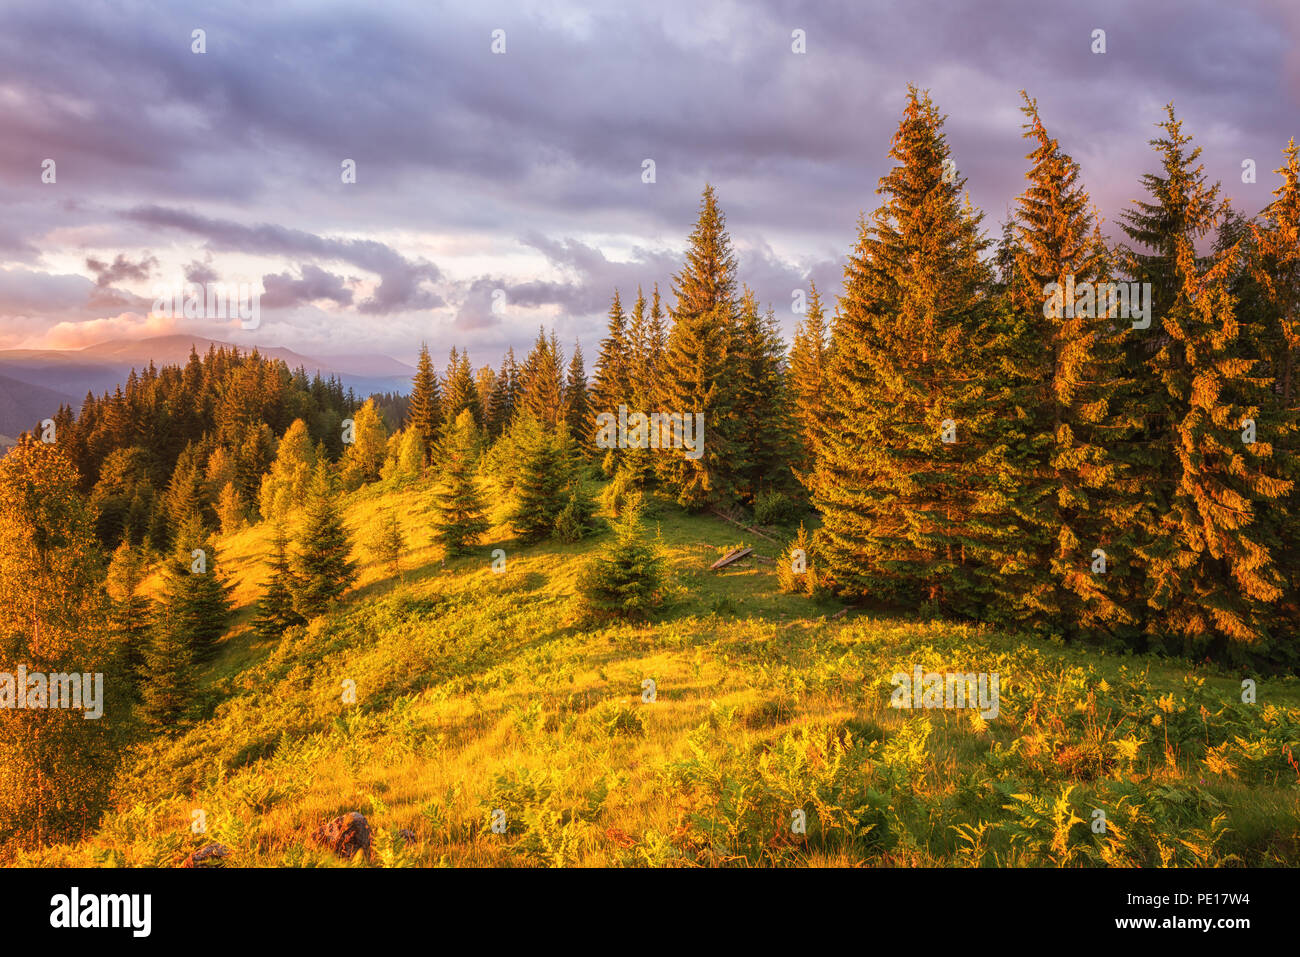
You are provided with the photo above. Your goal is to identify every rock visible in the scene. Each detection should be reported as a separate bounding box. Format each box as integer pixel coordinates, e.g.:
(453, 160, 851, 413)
(311, 811, 372, 860)
(180, 843, 230, 868)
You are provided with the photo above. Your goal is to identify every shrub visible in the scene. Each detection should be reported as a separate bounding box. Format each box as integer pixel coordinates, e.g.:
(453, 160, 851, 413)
(777, 522, 819, 597)
(753, 489, 801, 527)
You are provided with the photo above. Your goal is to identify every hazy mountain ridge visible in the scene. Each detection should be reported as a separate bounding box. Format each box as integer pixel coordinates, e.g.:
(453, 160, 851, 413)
(0, 335, 416, 437)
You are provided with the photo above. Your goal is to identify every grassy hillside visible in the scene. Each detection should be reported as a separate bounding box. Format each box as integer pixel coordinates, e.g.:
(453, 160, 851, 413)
(19, 474, 1300, 867)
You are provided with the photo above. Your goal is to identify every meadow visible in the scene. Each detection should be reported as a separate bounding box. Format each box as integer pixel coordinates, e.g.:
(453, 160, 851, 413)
(16, 473, 1300, 867)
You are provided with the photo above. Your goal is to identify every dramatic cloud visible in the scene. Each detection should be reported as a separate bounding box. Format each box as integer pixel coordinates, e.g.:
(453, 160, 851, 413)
(0, 0, 1293, 360)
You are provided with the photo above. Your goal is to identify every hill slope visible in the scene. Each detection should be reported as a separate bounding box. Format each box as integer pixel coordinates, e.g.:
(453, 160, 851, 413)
(19, 477, 1300, 867)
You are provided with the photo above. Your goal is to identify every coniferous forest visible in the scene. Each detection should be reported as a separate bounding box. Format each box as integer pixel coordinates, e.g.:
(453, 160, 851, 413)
(1, 13, 1298, 903)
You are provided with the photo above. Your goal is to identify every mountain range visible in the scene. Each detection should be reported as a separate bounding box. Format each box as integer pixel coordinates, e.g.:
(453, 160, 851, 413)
(0, 335, 416, 445)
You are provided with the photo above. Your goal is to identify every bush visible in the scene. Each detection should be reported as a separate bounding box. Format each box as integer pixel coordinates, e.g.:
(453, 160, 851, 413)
(599, 469, 641, 519)
(753, 489, 801, 527)
(554, 489, 598, 544)
(777, 522, 819, 597)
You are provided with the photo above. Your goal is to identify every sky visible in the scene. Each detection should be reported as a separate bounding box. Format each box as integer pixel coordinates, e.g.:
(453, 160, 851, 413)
(0, 0, 1296, 368)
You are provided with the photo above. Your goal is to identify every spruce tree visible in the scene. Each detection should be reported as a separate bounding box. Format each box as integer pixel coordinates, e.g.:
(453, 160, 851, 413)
(407, 343, 443, 464)
(252, 524, 305, 639)
(732, 288, 799, 502)
(258, 419, 316, 522)
(1120, 105, 1290, 651)
(659, 185, 744, 509)
(575, 504, 666, 620)
(788, 281, 830, 474)
(139, 610, 195, 728)
(432, 409, 490, 556)
(156, 512, 232, 663)
(106, 540, 153, 689)
(1009, 92, 1142, 635)
(508, 414, 568, 541)
(564, 341, 591, 447)
(443, 347, 483, 426)
(292, 460, 358, 617)
(810, 88, 1003, 614)
(519, 328, 567, 429)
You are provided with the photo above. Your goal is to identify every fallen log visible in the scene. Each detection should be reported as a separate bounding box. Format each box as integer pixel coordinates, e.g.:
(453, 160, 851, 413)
(710, 546, 754, 570)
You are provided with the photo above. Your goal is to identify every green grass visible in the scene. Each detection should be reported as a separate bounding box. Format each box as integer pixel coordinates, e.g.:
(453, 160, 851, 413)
(16, 473, 1300, 867)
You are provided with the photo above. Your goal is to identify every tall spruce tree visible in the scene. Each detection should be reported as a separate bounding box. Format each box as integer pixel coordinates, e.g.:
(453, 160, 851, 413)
(433, 409, 490, 556)
(443, 347, 482, 426)
(292, 460, 358, 617)
(732, 289, 798, 501)
(407, 343, 443, 464)
(1009, 92, 1143, 635)
(659, 185, 744, 509)
(1120, 105, 1290, 652)
(156, 512, 232, 663)
(564, 341, 591, 446)
(789, 281, 830, 474)
(811, 88, 1006, 614)
(253, 524, 305, 639)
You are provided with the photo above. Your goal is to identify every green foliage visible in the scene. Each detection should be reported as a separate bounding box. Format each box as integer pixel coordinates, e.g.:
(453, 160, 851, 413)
(292, 461, 357, 617)
(432, 410, 489, 557)
(575, 507, 666, 620)
(253, 525, 306, 640)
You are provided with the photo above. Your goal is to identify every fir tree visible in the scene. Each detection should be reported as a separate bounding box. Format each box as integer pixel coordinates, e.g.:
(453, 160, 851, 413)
(508, 414, 568, 541)
(106, 540, 153, 689)
(1121, 105, 1290, 651)
(1009, 92, 1142, 635)
(339, 398, 388, 490)
(292, 460, 358, 617)
(811, 88, 1003, 614)
(252, 524, 305, 639)
(443, 347, 483, 426)
(575, 504, 666, 620)
(659, 185, 744, 509)
(789, 281, 830, 473)
(564, 341, 591, 446)
(732, 288, 798, 501)
(156, 512, 232, 663)
(432, 409, 490, 556)
(406, 343, 442, 465)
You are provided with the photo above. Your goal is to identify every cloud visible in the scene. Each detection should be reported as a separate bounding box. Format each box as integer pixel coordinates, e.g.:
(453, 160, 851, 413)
(121, 205, 442, 314)
(85, 252, 157, 288)
(261, 264, 354, 310)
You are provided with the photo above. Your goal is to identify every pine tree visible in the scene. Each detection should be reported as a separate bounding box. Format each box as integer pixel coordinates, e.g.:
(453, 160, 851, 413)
(381, 428, 426, 484)
(432, 409, 490, 556)
(1009, 92, 1143, 635)
(810, 88, 1003, 614)
(508, 414, 568, 541)
(575, 505, 666, 620)
(292, 460, 358, 617)
(0, 439, 124, 846)
(564, 341, 591, 446)
(156, 512, 232, 663)
(106, 540, 152, 689)
(407, 343, 443, 465)
(339, 398, 388, 490)
(788, 281, 830, 473)
(252, 524, 305, 639)
(659, 185, 744, 509)
(1120, 105, 1290, 652)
